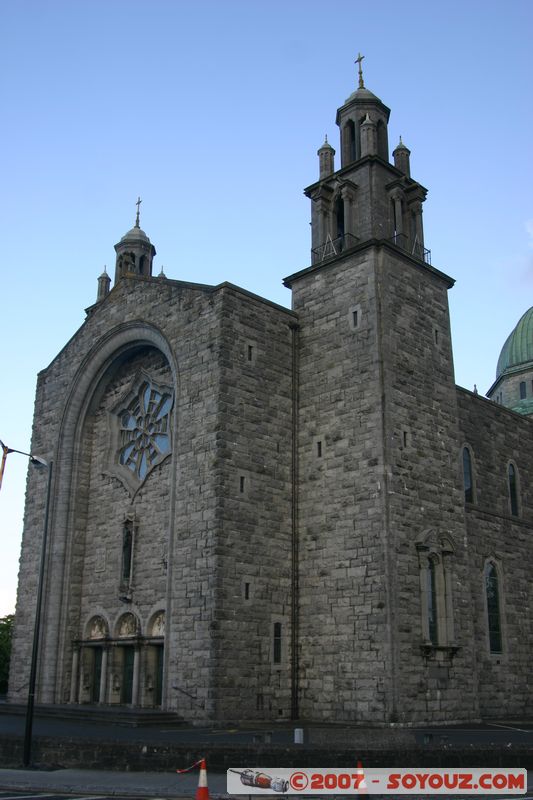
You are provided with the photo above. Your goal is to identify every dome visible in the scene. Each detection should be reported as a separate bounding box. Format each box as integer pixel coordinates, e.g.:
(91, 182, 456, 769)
(120, 224, 151, 243)
(496, 306, 533, 378)
(344, 86, 382, 105)
(318, 135, 334, 150)
(393, 136, 410, 153)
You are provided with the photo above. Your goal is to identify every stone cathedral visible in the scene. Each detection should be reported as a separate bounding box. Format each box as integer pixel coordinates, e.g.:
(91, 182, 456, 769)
(9, 68, 533, 725)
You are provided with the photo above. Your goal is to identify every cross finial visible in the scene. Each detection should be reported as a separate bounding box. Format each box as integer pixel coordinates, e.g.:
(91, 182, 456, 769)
(135, 196, 142, 227)
(355, 52, 365, 89)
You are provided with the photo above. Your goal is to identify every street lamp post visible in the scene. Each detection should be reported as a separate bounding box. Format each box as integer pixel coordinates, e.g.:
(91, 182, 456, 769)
(0, 440, 52, 767)
(23, 457, 53, 767)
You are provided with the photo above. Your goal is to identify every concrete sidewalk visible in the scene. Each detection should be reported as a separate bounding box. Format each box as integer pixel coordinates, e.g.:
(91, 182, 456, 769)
(0, 767, 229, 797)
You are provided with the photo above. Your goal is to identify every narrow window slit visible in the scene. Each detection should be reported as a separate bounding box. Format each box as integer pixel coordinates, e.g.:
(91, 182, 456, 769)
(273, 622, 282, 664)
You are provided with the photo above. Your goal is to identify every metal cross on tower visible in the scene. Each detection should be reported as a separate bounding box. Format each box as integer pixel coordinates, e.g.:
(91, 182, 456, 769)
(355, 52, 365, 89)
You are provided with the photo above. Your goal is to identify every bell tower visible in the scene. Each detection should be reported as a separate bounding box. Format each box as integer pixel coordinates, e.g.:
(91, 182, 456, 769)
(285, 61, 476, 725)
(305, 57, 428, 264)
(114, 198, 156, 283)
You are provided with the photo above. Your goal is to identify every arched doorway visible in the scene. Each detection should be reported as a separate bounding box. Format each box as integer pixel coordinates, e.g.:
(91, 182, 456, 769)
(146, 611, 165, 707)
(78, 615, 109, 704)
(114, 612, 140, 706)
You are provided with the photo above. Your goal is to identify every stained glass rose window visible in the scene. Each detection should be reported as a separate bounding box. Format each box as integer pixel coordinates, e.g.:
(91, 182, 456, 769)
(108, 372, 173, 493)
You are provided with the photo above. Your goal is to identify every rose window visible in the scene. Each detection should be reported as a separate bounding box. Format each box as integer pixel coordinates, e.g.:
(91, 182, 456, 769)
(117, 379, 173, 482)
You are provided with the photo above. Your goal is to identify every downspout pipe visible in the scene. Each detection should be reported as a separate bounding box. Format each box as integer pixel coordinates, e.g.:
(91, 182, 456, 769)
(289, 321, 300, 720)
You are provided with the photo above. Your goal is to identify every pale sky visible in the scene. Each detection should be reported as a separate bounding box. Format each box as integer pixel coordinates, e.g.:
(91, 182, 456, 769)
(1, 0, 532, 616)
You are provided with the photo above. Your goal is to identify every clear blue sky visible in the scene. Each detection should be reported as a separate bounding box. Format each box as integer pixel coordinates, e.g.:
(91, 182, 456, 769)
(1, 0, 532, 616)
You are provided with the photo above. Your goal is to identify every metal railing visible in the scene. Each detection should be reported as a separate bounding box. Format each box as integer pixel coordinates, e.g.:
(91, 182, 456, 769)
(311, 232, 431, 265)
(311, 233, 359, 263)
(388, 232, 431, 265)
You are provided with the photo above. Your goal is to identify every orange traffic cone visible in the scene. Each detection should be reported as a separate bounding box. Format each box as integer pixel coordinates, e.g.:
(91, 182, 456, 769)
(196, 758, 209, 800)
(356, 761, 367, 796)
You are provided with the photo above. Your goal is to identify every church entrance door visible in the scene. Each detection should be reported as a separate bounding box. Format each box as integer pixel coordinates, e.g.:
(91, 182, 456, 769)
(154, 644, 164, 707)
(91, 647, 102, 703)
(121, 646, 134, 704)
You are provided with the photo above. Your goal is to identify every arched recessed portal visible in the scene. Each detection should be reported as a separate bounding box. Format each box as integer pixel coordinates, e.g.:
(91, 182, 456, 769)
(77, 615, 110, 704)
(37, 322, 177, 709)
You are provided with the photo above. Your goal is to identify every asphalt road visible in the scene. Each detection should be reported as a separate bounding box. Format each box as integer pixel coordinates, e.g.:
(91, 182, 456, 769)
(1, 711, 533, 747)
(1, 708, 533, 800)
(0, 782, 532, 800)
(0, 793, 139, 800)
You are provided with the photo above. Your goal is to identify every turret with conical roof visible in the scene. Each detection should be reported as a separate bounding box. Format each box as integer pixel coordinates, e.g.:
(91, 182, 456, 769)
(317, 135, 335, 180)
(96, 266, 111, 303)
(393, 136, 411, 177)
(114, 198, 156, 284)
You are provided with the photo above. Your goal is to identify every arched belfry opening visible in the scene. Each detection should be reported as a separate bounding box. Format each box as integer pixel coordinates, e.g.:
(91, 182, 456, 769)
(390, 198, 398, 239)
(334, 195, 345, 245)
(376, 119, 388, 160)
(343, 119, 357, 164)
(118, 252, 136, 277)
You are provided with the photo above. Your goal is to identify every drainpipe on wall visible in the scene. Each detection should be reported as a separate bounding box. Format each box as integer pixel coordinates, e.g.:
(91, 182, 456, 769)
(289, 321, 300, 720)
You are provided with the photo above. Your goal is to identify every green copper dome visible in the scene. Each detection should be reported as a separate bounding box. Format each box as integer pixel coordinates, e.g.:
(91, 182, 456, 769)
(496, 306, 533, 378)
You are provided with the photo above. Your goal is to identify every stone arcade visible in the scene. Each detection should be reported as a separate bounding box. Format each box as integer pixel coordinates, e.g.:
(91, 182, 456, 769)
(9, 69, 533, 724)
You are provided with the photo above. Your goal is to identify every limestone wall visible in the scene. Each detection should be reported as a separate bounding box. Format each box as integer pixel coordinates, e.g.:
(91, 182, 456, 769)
(377, 247, 476, 724)
(292, 248, 389, 723)
(457, 388, 533, 718)
(212, 287, 294, 720)
(9, 274, 296, 723)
